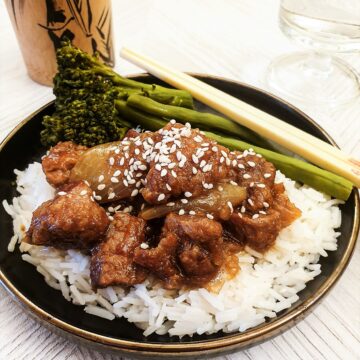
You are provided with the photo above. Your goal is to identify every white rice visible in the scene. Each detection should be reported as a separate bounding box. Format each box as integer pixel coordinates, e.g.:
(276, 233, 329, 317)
(3, 161, 343, 337)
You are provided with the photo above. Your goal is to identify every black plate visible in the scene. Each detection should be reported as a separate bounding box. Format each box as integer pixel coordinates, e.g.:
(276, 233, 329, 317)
(0, 74, 358, 358)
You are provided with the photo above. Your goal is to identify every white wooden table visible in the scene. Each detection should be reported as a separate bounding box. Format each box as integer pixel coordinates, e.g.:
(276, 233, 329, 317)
(0, 1, 359, 359)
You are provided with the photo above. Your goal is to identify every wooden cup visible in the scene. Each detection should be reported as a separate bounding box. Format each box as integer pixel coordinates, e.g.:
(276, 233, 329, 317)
(5, 0, 114, 86)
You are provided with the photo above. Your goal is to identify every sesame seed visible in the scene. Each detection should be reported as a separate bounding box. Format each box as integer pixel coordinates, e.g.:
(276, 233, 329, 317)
(98, 175, 104, 182)
(263, 202, 269, 208)
(158, 193, 165, 201)
(206, 214, 214, 220)
(257, 183, 266, 188)
(179, 209, 185, 215)
(171, 170, 177, 178)
(108, 206, 115, 212)
(220, 157, 225, 164)
(247, 161, 256, 167)
(208, 183, 214, 189)
(140, 242, 149, 249)
(119, 157, 125, 166)
(248, 198, 254, 206)
(80, 190, 87, 196)
(227, 201, 233, 213)
(218, 186, 223, 191)
(84, 180, 90, 187)
(168, 162, 176, 169)
(166, 184, 172, 191)
(189, 210, 196, 215)
(109, 157, 115, 165)
(131, 189, 139, 197)
(192, 167, 198, 175)
(194, 136, 202, 143)
(181, 199, 188, 204)
(179, 160, 186, 168)
(241, 206, 246, 213)
(250, 182, 254, 187)
(113, 170, 121, 177)
(176, 151, 182, 161)
(259, 210, 267, 215)
(108, 215, 114, 221)
(58, 191, 67, 196)
(148, 138, 154, 145)
(232, 160, 237, 167)
(108, 192, 115, 200)
(170, 119, 176, 124)
(170, 144, 177, 153)
(192, 154, 199, 164)
(138, 164, 147, 171)
(111, 177, 119, 183)
(243, 173, 251, 179)
(123, 179, 128, 187)
(184, 192, 192, 197)
(238, 213, 243, 218)
(230, 180, 237, 186)
(212, 146, 218, 152)
(256, 154, 262, 158)
(167, 202, 175, 207)
(252, 214, 259, 219)
(221, 150, 227, 157)
(128, 179, 135, 185)
(94, 195, 102, 201)
(97, 184, 106, 190)
(238, 164, 245, 169)
(200, 160, 206, 168)
(226, 158, 231, 166)
(114, 148, 120, 154)
(264, 173, 271, 178)
(161, 169, 167, 177)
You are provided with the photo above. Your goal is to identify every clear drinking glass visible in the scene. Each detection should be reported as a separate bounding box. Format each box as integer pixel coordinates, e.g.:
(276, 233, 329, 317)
(265, 0, 360, 106)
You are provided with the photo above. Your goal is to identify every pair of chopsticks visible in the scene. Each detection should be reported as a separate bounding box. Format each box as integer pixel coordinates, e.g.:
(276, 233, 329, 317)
(120, 48, 360, 188)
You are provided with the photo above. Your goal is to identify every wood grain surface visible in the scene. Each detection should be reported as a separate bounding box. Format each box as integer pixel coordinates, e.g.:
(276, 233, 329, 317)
(0, 1, 359, 359)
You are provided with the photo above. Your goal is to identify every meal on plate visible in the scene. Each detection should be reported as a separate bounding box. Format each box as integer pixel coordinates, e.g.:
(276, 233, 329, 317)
(3, 43, 348, 337)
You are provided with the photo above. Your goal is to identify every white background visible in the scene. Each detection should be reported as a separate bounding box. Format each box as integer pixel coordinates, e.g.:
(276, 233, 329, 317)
(0, 1, 359, 359)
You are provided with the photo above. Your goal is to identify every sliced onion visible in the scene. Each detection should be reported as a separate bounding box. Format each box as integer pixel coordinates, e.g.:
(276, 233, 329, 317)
(69, 141, 132, 203)
(140, 184, 246, 220)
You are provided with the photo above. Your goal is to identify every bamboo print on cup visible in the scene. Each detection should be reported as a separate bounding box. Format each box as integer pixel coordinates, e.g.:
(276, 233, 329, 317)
(5, 0, 114, 86)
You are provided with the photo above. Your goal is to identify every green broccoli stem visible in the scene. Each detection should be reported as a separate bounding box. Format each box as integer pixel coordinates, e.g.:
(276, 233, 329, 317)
(93, 67, 194, 108)
(206, 132, 352, 201)
(126, 94, 276, 150)
(115, 100, 168, 130)
(115, 87, 194, 108)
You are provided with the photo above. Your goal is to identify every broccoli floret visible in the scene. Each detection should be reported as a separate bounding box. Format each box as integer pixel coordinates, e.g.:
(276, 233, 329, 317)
(41, 42, 132, 147)
(41, 41, 194, 147)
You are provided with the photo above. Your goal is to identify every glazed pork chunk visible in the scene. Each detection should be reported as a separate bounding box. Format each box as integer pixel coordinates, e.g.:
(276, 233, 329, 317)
(25, 181, 109, 249)
(90, 212, 147, 288)
(42, 141, 88, 187)
(133, 213, 224, 289)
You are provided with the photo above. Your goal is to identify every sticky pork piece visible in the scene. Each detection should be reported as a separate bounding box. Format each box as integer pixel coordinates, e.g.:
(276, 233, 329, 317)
(42, 141, 88, 187)
(134, 213, 224, 289)
(229, 183, 301, 252)
(90, 212, 148, 288)
(25, 181, 109, 249)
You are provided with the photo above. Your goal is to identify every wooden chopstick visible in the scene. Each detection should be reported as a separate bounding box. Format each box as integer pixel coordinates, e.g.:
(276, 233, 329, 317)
(120, 47, 360, 187)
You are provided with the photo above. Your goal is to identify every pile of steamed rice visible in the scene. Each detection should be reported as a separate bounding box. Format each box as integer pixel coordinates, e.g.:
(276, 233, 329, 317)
(3, 161, 342, 337)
